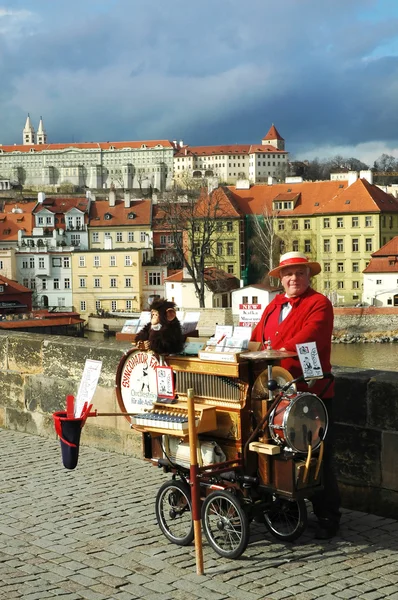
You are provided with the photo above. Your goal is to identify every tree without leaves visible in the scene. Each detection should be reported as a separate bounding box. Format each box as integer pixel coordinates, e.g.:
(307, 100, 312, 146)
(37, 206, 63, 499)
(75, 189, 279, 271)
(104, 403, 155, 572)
(157, 180, 235, 307)
(248, 205, 282, 286)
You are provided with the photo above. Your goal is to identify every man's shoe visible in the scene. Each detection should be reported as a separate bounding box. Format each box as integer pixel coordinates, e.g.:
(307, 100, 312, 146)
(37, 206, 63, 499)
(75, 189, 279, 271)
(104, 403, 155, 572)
(314, 520, 339, 540)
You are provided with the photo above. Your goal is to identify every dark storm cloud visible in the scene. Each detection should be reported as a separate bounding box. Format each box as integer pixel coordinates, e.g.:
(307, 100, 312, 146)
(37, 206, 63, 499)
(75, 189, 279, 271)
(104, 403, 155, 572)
(1, 0, 398, 161)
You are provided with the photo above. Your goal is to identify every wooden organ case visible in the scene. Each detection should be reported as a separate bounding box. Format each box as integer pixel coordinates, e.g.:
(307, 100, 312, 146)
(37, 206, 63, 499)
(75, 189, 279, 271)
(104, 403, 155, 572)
(137, 354, 271, 474)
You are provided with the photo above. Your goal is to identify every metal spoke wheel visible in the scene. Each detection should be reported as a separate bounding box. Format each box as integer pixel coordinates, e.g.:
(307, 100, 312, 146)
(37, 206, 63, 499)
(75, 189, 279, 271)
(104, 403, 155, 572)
(155, 479, 194, 546)
(201, 490, 249, 559)
(263, 494, 307, 542)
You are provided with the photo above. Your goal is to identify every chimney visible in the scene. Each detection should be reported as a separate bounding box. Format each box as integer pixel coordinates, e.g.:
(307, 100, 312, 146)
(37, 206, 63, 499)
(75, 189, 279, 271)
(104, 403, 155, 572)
(348, 171, 359, 187)
(109, 188, 116, 207)
(179, 140, 184, 148)
(360, 170, 373, 185)
(267, 176, 276, 186)
(124, 189, 131, 208)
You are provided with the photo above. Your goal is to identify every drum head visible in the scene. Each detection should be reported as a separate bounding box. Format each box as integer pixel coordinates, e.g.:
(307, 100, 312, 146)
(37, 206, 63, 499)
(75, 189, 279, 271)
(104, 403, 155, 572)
(252, 366, 295, 400)
(115, 349, 162, 421)
(284, 393, 328, 453)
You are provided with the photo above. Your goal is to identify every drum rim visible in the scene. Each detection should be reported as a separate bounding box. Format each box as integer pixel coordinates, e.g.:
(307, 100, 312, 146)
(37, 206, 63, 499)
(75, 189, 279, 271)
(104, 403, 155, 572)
(115, 348, 161, 421)
(269, 392, 328, 453)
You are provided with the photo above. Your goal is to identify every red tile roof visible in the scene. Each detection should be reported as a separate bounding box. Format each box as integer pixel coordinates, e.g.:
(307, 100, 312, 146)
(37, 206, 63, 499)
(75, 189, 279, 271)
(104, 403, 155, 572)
(363, 236, 398, 273)
(262, 124, 284, 141)
(0, 274, 32, 293)
(174, 143, 286, 157)
(228, 178, 398, 216)
(0, 140, 174, 153)
(89, 198, 152, 226)
(0, 200, 36, 240)
(34, 197, 89, 215)
(195, 187, 242, 219)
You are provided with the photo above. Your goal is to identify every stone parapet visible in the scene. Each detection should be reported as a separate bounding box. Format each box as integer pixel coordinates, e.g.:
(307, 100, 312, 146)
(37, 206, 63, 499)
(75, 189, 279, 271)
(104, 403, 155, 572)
(0, 330, 397, 518)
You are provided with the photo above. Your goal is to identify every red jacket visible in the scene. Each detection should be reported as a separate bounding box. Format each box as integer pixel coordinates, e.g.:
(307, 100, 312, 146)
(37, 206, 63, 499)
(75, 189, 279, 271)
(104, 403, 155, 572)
(251, 288, 334, 398)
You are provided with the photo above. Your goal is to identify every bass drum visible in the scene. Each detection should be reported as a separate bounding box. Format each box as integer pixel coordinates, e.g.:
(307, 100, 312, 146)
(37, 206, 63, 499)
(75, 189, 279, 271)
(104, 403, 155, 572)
(115, 348, 162, 422)
(268, 392, 328, 453)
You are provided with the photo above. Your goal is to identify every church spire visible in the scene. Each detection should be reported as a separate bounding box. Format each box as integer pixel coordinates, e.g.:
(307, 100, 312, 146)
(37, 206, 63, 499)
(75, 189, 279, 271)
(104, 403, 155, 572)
(23, 114, 35, 145)
(37, 116, 47, 145)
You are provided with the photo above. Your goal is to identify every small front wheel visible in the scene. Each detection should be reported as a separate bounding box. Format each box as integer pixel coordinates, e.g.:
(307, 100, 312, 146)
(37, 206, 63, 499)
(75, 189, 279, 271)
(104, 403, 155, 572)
(263, 495, 307, 542)
(155, 480, 194, 546)
(201, 490, 249, 559)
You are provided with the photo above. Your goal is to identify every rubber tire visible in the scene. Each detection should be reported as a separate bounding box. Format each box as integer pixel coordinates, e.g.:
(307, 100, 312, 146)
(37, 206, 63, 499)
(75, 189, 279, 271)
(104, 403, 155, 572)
(201, 490, 250, 559)
(155, 480, 194, 546)
(263, 495, 307, 542)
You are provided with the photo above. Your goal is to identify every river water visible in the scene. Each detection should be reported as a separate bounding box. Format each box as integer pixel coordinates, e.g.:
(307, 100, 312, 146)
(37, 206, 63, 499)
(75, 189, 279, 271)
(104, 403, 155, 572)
(86, 331, 397, 373)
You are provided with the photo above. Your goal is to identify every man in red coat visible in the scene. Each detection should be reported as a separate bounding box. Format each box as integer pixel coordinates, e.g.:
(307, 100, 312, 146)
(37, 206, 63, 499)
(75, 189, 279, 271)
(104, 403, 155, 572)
(251, 251, 341, 539)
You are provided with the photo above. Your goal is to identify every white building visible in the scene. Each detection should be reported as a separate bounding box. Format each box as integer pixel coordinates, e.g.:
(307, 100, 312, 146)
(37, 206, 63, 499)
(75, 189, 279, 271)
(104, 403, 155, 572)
(231, 283, 282, 326)
(165, 268, 240, 310)
(363, 237, 398, 307)
(173, 125, 288, 185)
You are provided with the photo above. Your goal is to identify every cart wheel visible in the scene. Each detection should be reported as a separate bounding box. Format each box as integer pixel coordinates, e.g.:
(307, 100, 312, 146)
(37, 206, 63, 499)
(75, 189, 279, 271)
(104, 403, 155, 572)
(263, 495, 307, 542)
(201, 490, 249, 559)
(155, 480, 194, 546)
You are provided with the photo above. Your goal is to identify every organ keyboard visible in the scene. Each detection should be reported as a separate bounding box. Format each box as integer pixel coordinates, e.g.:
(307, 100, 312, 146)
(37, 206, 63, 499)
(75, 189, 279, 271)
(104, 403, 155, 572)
(131, 402, 217, 436)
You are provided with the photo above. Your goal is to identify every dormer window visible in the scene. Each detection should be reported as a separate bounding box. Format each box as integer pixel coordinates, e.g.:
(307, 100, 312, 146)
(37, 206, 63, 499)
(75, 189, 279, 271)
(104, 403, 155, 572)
(0, 285, 4, 293)
(128, 212, 136, 219)
(104, 213, 112, 220)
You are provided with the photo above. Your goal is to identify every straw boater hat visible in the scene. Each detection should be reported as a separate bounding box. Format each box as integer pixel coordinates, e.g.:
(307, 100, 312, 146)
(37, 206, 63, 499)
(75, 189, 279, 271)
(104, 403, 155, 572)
(269, 251, 322, 279)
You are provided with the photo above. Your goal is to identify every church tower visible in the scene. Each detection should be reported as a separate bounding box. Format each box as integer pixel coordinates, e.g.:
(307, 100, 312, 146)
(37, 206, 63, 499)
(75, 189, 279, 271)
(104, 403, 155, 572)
(37, 116, 47, 145)
(23, 114, 35, 145)
(262, 124, 285, 151)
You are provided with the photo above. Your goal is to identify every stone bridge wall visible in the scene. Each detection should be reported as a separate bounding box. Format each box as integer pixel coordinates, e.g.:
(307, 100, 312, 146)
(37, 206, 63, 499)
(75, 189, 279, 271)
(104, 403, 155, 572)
(0, 331, 397, 518)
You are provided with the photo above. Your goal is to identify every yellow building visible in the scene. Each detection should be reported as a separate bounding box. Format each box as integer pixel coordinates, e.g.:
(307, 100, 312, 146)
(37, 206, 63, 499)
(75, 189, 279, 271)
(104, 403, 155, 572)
(71, 248, 146, 317)
(229, 178, 398, 305)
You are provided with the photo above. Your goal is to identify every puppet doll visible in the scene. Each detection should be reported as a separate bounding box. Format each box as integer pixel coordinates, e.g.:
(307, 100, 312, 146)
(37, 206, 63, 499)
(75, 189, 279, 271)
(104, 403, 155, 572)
(135, 298, 184, 355)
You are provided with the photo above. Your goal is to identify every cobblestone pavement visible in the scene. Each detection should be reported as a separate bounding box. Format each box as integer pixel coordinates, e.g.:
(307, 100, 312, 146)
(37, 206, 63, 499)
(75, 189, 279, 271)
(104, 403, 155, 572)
(1, 428, 398, 600)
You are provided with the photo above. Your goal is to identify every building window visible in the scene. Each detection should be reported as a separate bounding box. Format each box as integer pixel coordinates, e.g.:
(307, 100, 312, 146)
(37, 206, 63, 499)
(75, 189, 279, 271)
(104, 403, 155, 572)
(29, 257, 35, 268)
(337, 217, 344, 228)
(140, 232, 146, 242)
(324, 281, 331, 290)
(125, 255, 132, 266)
(217, 242, 223, 255)
(352, 217, 359, 228)
(292, 240, 299, 251)
(71, 234, 80, 246)
(52, 258, 62, 267)
(352, 281, 359, 289)
(23, 278, 28, 287)
(278, 220, 285, 231)
(92, 232, 99, 243)
(63, 257, 70, 268)
(337, 239, 344, 252)
(365, 216, 372, 227)
(160, 235, 166, 245)
(324, 262, 331, 272)
(227, 242, 234, 256)
(337, 281, 344, 289)
(323, 218, 330, 228)
(110, 256, 116, 267)
(323, 239, 331, 252)
(79, 278, 86, 288)
(126, 300, 132, 310)
(337, 262, 344, 272)
(94, 255, 100, 267)
(352, 238, 359, 252)
(304, 240, 311, 253)
(95, 300, 101, 311)
(242, 296, 248, 303)
(110, 278, 117, 288)
(79, 256, 85, 267)
(41, 280, 47, 290)
(94, 278, 101, 288)
(149, 272, 161, 286)
(30, 279, 36, 289)
(128, 232, 134, 242)
(304, 219, 311, 230)
(111, 300, 117, 311)
(116, 232, 123, 242)
(38, 258, 45, 269)
(54, 279, 59, 289)
(227, 265, 234, 274)
(105, 232, 111, 239)
(352, 262, 359, 272)
(366, 238, 373, 252)
(376, 279, 382, 285)
(80, 301, 86, 311)
(226, 221, 233, 232)
(64, 278, 70, 289)
(292, 220, 298, 230)
(125, 277, 132, 287)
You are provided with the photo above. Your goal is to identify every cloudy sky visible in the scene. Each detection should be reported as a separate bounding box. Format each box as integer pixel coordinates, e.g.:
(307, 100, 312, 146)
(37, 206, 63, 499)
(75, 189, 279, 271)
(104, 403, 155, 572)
(1, 0, 398, 165)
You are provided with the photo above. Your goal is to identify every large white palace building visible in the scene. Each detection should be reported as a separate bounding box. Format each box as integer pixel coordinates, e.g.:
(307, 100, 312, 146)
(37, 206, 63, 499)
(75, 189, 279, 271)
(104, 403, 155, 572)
(0, 117, 288, 191)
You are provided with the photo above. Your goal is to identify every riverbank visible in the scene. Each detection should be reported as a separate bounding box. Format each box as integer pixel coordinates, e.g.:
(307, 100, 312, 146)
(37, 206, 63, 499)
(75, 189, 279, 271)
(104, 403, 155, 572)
(333, 331, 398, 343)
